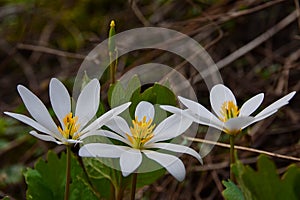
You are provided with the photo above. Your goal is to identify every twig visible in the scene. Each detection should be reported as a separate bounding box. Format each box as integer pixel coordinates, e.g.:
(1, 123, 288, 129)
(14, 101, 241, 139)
(0, 135, 30, 157)
(216, 10, 297, 69)
(29, 20, 57, 64)
(205, 155, 223, 193)
(294, 0, 300, 31)
(195, 157, 258, 171)
(173, 0, 286, 25)
(192, 10, 298, 84)
(129, 0, 151, 26)
(185, 136, 300, 162)
(218, 0, 287, 23)
(275, 48, 300, 94)
(0, 39, 38, 90)
(17, 43, 86, 59)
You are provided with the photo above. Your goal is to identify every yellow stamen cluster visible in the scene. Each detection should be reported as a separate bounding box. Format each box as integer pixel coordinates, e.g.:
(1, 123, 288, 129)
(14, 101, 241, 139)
(58, 112, 80, 140)
(126, 116, 155, 149)
(220, 101, 240, 122)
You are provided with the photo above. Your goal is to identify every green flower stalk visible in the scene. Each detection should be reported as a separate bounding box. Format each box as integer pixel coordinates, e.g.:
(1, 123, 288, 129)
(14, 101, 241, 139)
(108, 20, 116, 53)
(131, 173, 138, 200)
(65, 145, 71, 200)
(229, 135, 236, 180)
(108, 20, 118, 84)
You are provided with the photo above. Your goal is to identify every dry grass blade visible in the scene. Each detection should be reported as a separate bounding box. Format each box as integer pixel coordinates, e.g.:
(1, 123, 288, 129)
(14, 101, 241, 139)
(185, 136, 300, 162)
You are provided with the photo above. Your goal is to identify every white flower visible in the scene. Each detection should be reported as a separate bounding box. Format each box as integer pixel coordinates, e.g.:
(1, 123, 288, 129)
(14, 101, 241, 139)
(79, 101, 202, 181)
(4, 78, 131, 145)
(162, 84, 296, 136)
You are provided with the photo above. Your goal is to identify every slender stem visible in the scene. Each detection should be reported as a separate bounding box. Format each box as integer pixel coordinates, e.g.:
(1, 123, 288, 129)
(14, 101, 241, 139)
(110, 182, 115, 200)
(77, 156, 101, 198)
(108, 20, 116, 83)
(229, 135, 235, 181)
(64, 145, 71, 200)
(116, 188, 123, 200)
(109, 53, 116, 84)
(116, 174, 123, 200)
(130, 173, 138, 200)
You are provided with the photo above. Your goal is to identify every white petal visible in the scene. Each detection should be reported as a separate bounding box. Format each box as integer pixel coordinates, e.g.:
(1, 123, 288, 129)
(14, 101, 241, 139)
(143, 150, 186, 181)
(176, 96, 224, 129)
(210, 84, 236, 119)
(178, 96, 219, 121)
(254, 110, 279, 123)
(239, 93, 264, 117)
(83, 102, 131, 133)
(150, 113, 192, 143)
(79, 143, 128, 158)
(120, 149, 142, 177)
(160, 106, 201, 125)
(160, 105, 187, 116)
(254, 91, 296, 122)
(4, 112, 55, 136)
(135, 101, 154, 122)
(65, 139, 82, 144)
(49, 78, 71, 127)
(191, 113, 224, 132)
(224, 116, 255, 132)
(161, 104, 224, 132)
(145, 143, 202, 164)
(75, 79, 100, 129)
(80, 130, 131, 146)
(17, 85, 60, 137)
(29, 131, 63, 144)
(105, 116, 131, 137)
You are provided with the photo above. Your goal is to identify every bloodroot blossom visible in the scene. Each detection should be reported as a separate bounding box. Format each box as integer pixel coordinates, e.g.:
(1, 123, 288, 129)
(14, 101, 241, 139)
(163, 84, 296, 135)
(4, 78, 131, 145)
(79, 101, 202, 181)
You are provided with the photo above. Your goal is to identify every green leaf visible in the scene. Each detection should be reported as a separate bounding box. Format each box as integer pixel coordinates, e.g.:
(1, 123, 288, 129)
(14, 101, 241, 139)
(136, 169, 166, 188)
(83, 157, 121, 200)
(130, 83, 177, 124)
(281, 164, 300, 197)
(109, 81, 127, 108)
(24, 150, 98, 200)
(82, 135, 121, 199)
(232, 154, 300, 200)
(108, 75, 141, 108)
(138, 83, 177, 105)
(222, 180, 245, 200)
(125, 75, 141, 100)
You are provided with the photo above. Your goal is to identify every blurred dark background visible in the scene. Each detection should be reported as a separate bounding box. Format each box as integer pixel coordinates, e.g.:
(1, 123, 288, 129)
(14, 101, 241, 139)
(0, 0, 299, 199)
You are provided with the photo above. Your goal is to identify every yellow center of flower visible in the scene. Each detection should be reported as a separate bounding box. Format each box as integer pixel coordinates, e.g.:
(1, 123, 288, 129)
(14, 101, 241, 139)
(219, 101, 241, 135)
(220, 101, 240, 122)
(58, 112, 80, 140)
(126, 116, 155, 149)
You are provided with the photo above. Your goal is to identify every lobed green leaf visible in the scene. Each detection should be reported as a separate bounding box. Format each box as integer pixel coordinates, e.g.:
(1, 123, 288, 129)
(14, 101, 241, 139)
(232, 154, 300, 200)
(24, 150, 98, 200)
